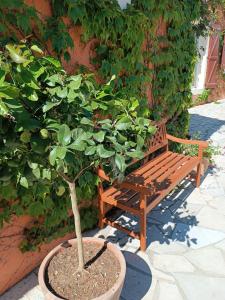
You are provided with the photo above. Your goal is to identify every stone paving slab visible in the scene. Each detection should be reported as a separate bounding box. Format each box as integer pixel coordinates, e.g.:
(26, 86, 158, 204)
(2, 99, 225, 300)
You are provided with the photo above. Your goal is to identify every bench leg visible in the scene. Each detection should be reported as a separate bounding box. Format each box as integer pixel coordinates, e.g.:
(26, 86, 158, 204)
(140, 212, 147, 251)
(140, 192, 147, 251)
(98, 197, 105, 229)
(196, 162, 201, 188)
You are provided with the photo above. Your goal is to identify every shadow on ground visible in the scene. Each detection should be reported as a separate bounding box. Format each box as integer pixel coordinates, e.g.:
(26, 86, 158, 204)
(101, 163, 217, 252)
(190, 114, 225, 140)
(120, 251, 152, 300)
(0, 272, 39, 300)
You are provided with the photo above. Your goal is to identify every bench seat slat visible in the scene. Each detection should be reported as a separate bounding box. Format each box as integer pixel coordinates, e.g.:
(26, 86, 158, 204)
(134, 151, 172, 176)
(145, 155, 192, 184)
(142, 153, 186, 182)
(140, 152, 176, 178)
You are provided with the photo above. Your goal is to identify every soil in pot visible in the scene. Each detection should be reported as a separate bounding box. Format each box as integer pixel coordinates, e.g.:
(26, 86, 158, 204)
(47, 242, 121, 300)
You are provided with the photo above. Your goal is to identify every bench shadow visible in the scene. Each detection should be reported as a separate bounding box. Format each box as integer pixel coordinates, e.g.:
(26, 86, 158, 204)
(103, 170, 214, 251)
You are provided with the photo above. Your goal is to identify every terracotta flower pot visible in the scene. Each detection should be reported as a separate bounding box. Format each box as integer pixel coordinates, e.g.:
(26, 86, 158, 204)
(38, 237, 126, 300)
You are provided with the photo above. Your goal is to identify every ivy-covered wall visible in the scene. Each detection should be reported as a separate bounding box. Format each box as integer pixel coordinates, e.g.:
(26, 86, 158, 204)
(0, 0, 218, 249)
(1, 0, 210, 122)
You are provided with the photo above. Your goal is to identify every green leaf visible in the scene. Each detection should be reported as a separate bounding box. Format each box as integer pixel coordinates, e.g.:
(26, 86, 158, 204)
(67, 89, 79, 103)
(28, 162, 38, 169)
(32, 167, 41, 179)
(27, 91, 38, 101)
(68, 75, 82, 90)
(115, 154, 126, 172)
(137, 135, 144, 149)
(43, 56, 61, 68)
(127, 150, 144, 159)
(43, 169, 51, 180)
(97, 145, 115, 158)
(57, 124, 71, 145)
(55, 146, 67, 159)
(47, 74, 63, 86)
(129, 98, 139, 111)
(0, 69, 6, 84)
(6, 44, 29, 64)
(93, 131, 105, 142)
(28, 202, 44, 216)
(136, 117, 149, 127)
(12, 204, 24, 216)
(31, 45, 44, 55)
(64, 51, 70, 62)
(20, 176, 28, 188)
(80, 117, 94, 126)
(148, 125, 157, 134)
(49, 148, 57, 166)
(0, 85, 20, 99)
(115, 117, 132, 130)
(0, 100, 9, 115)
(45, 119, 61, 131)
(85, 145, 96, 156)
(56, 87, 67, 98)
(91, 101, 99, 110)
(69, 140, 86, 151)
(117, 132, 127, 143)
(106, 74, 116, 86)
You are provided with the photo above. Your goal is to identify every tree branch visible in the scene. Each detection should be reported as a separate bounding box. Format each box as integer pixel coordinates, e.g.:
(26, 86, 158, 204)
(74, 162, 95, 182)
(58, 171, 73, 183)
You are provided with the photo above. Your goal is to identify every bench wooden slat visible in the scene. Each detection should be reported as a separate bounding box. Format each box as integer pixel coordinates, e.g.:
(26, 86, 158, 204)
(146, 156, 200, 213)
(141, 152, 176, 177)
(145, 155, 190, 184)
(134, 151, 173, 176)
(156, 156, 195, 182)
(144, 153, 185, 182)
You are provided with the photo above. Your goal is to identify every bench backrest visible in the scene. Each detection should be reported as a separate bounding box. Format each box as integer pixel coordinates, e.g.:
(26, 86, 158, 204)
(97, 120, 168, 183)
(146, 119, 168, 155)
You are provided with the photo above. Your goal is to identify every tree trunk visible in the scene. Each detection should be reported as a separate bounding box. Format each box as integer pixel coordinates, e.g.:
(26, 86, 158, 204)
(68, 181, 85, 272)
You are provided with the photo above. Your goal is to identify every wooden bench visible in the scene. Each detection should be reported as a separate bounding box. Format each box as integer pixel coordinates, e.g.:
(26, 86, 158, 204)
(97, 120, 208, 251)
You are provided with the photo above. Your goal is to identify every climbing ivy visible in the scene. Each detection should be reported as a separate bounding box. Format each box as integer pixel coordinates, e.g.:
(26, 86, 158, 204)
(0, 1, 221, 120)
(0, 0, 223, 250)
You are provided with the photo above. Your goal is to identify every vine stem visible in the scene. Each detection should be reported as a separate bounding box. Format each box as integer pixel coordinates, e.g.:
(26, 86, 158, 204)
(67, 181, 85, 272)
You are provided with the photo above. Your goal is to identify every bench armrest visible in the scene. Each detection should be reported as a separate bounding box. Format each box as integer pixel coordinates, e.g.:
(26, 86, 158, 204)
(166, 134, 208, 148)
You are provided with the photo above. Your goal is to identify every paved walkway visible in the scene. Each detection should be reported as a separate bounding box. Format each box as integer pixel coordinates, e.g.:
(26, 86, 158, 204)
(1, 99, 225, 300)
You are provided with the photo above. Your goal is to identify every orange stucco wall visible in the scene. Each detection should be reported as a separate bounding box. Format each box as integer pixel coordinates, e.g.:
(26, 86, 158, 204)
(26, 0, 96, 74)
(0, 215, 74, 295)
(25, 0, 167, 106)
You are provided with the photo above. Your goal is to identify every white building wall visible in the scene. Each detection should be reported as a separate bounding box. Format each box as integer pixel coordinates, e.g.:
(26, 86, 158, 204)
(192, 36, 210, 95)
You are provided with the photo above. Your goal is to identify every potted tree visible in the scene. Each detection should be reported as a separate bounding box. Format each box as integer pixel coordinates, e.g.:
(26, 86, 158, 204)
(0, 44, 155, 299)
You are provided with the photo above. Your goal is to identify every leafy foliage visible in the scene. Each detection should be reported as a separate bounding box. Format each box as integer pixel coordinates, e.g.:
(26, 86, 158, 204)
(182, 132, 221, 163)
(193, 89, 211, 106)
(0, 44, 154, 249)
(0, 0, 222, 250)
